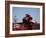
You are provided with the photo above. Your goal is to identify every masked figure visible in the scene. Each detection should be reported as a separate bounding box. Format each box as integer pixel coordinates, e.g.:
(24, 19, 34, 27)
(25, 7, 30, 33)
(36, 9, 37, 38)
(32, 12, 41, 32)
(23, 14, 33, 30)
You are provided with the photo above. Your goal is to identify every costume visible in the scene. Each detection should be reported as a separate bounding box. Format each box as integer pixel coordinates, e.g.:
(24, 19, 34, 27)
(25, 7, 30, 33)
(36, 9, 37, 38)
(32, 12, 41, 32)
(23, 14, 33, 30)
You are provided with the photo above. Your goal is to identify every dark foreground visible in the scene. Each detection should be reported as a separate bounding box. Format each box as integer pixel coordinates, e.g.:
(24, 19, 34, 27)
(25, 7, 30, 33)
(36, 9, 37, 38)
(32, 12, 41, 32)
(12, 22, 40, 31)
